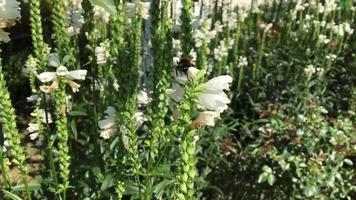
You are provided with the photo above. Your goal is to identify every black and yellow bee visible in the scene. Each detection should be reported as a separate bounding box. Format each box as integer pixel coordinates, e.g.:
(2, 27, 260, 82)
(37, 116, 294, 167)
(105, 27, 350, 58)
(176, 58, 195, 75)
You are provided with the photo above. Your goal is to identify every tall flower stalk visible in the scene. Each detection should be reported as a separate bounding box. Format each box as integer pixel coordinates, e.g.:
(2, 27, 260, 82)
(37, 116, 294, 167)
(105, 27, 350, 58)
(0, 52, 32, 200)
(173, 69, 205, 200)
(53, 82, 70, 200)
(51, 0, 78, 67)
(181, 0, 194, 58)
(29, 0, 46, 69)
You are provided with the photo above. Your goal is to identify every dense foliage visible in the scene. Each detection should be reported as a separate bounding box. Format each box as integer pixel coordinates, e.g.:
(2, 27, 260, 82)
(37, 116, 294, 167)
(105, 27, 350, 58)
(0, 0, 355, 200)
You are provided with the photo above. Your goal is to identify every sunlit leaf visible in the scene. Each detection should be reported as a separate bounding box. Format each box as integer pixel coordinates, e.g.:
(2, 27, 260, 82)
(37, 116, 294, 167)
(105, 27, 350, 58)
(89, 0, 117, 14)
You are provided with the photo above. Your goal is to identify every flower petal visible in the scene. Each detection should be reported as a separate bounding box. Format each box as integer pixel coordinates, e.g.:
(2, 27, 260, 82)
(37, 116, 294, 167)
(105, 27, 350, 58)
(98, 118, 115, 130)
(37, 72, 57, 83)
(66, 70, 87, 80)
(204, 75, 233, 92)
(48, 53, 61, 67)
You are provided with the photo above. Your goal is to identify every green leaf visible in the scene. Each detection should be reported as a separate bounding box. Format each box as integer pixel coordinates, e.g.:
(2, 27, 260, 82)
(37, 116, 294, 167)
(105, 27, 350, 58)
(153, 179, 175, 196)
(89, 0, 117, 14)
(304, 184, 319, 197)
(262, 165, 272, 173)
(68, 110, 87, 116)
(2, 190, 22, 200)
(267, 174, 276, 186)
(100, 175, 115, 191)
(258, 172, 268, 183)
(11, 183, 41, 192)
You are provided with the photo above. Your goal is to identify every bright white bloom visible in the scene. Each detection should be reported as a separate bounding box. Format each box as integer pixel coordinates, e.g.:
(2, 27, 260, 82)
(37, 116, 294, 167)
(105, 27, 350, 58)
(27, 123, 40, 140)
(304, 64, 316, 77)
(95, 45, 109, 65)
(214, 41, 228, 61)
(343, 23, 354, 35)
(192, 111, 220, 128)
(231, 0, 253, 10)
(305, 65, 324, 78)
(238, 56, 248, 68)
(134, 111, 147, 126)
(318, 35, 330, 44)
(0, 0, 21, 20)
(126, 2, 150, 20)
(95, 40, 110, 65)
(199, 75, 232, 113)
(99, 106, 116, 139)
(137, 90, 149, 105)
(169, 67, 232, 114)
(260, 22, 273, 32)
(93, 5, 110, 24)
(326, 54, 337, 61)
(37, 53, 87, 93)
(65, 3, 84, 36)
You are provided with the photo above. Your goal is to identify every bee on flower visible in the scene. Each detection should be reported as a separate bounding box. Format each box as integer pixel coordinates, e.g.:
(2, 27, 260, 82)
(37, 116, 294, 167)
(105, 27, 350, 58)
(168, 66, 232, 128)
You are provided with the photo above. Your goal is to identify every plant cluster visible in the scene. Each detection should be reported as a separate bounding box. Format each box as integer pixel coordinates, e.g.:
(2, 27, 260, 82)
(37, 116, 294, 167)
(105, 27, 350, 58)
(0, 0, 355, 200)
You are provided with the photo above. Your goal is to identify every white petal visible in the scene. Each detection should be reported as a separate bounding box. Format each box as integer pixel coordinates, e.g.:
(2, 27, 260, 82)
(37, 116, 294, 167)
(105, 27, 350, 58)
(137, 90, 149, 105)
(67, 80, 81, 92)
(37, 72, 57, 83)
(27, 123, 39, 133)
(30, 132, 39, 140)
(134, 111, 147, 126)
(195, 111, 220, 126)
(0, 0, 21, 20)
(104, 106, 116, 117)
(100, 128, 114, 139)
(204, 75, 233, 92)
(188, 67, 200, 79)
(56, 66, 69, 76)
(98, 118, 115, 130)
(48, 53, 61, 67)
(199, 92, 230, 113)
(65, 70, 87, 80)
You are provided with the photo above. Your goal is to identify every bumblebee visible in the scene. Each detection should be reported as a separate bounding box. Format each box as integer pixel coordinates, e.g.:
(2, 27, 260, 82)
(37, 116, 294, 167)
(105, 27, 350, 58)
(176, 58, 195, 75)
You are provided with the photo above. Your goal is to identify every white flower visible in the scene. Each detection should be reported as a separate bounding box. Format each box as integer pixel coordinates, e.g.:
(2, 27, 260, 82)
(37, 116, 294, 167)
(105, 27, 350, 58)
(134, 111, 147, 126)
(27, 123, 40, 140)
(93, 5, 110, 24)
(65, 3, 84, 36)
(137, 90, 149, 105)
(99, 106, 116, 139)
(95, 46, 107, 64)
(37, 53, 87, 93)
(238, 56, 248, 67)
(199, 75, 232, 113)
(95, 41, 110, 65)
(126, 2, 150, 20)
(318, 34, 330, 44)
(0, 0, 21, 20)
(214, 41, 228, 61)
(192, 111, 220, 128)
